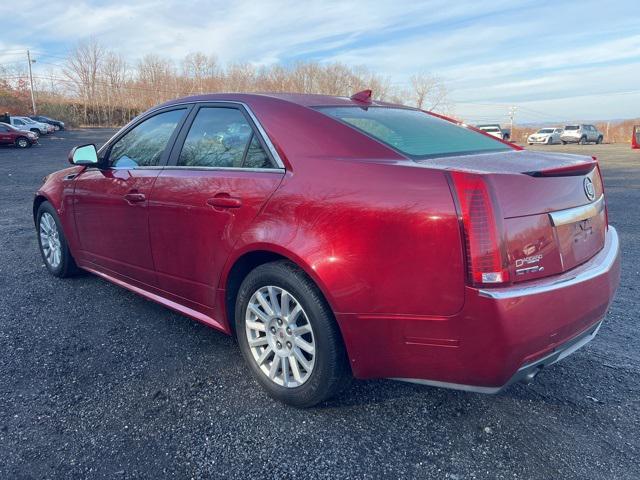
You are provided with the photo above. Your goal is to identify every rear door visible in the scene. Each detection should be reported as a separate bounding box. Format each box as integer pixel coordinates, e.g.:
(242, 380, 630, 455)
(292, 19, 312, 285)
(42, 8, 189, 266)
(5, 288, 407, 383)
(73, 106, 189, 286)
(148, 103, 285, 315)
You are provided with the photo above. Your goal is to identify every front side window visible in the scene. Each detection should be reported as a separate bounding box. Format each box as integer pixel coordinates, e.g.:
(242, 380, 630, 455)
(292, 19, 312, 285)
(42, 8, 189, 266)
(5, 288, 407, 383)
(14, 119, 24, 126)
(318, 107, 511, 159)
(178, 107, 272, 168)
(109, 108, 186, 168)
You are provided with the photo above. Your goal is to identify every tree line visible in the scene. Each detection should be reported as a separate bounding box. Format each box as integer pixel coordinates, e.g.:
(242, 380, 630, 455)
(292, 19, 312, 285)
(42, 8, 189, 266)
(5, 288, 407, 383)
(0, 39, 448, 127)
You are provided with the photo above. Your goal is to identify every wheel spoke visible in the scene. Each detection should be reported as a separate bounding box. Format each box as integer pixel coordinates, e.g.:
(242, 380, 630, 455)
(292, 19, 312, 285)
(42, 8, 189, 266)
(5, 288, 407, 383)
(246, 318, 266, 332)
(267, 286, 280, 315)
(294, 336, 315, 355)
(256, 346, 273, 365)
(248, 335, 268, 347)
(280, 291, 290, 317)
(248, 304, 270, 323)
(255, 291, 274, 316)
(292, 324, 312, 336)
(281, 356, 290, 385)
(289, 356, 302, 382)
(288, 304, 302, 324)
(268, 356, 280, 379)
(293, 347, 312, 371)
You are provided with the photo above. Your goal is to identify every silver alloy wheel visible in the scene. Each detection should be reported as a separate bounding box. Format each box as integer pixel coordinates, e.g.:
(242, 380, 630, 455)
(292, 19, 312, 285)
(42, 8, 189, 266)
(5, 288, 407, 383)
(245, 285, 316, 388)
(39, 212, 62, 269)
(17, 138, 28, 148)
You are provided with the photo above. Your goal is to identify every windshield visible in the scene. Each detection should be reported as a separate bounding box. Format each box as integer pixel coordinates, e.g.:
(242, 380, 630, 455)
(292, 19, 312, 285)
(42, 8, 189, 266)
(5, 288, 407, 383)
(318, 107, 511, 159)
(564, 125, 579, 130)
(538, 129, 554, 133)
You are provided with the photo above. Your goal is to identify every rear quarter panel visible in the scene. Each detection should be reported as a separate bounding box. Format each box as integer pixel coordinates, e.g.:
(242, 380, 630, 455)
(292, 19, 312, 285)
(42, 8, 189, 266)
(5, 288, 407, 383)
(229, 156, 465, 318)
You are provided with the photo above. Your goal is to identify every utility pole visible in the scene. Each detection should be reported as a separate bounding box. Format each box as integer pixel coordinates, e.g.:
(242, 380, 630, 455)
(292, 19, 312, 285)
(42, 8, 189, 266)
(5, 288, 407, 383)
(27, 50, 37, 115)
(508, 106, 517, 140)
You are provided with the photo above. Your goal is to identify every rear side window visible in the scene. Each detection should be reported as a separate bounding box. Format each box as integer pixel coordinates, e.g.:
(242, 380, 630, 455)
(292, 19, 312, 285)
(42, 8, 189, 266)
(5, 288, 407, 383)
(109, 109, 186, 168)
(318, 107, 511, 159)
(178, 107, 273, 169)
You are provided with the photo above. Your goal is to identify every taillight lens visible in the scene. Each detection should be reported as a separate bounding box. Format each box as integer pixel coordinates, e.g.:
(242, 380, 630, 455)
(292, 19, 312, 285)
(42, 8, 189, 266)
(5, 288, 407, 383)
(594, 160, 609, 230)
(450, 172, 509, 287)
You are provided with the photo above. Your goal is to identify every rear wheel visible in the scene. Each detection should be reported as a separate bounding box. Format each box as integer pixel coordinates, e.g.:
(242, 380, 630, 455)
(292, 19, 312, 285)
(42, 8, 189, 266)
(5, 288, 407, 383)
(579, 136, 587, 145)
(15, 137, 30, 148)
(235, 260, 351, 407)
(36, 202, 78, 277)
(597, 136, 603, 144)
(562, 140, 567, 145)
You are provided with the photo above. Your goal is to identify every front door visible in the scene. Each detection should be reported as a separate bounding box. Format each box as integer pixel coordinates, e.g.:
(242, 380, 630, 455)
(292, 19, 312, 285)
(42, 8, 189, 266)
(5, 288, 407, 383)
(148, 105, 285, 315)
(73, 107, 188, 286)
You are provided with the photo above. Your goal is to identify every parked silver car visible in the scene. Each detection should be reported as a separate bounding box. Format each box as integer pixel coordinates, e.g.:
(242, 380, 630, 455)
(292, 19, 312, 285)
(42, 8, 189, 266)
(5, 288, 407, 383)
(561, 124, 603, 145)
(528, 128, 563, 145)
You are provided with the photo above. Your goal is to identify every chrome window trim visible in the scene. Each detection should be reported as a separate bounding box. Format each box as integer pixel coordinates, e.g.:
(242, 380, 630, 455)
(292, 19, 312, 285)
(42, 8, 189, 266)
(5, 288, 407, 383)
(162, 166, 285, 174)
(478, 226, 619, 300)
(548, 195, 605, 226)
(141, 100, 286, 169)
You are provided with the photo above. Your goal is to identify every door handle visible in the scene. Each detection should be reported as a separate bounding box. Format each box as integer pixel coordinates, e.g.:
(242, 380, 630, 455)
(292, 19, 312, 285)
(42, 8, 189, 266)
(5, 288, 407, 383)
(207, 196, 242, 209)
(124, 192, 146, 204)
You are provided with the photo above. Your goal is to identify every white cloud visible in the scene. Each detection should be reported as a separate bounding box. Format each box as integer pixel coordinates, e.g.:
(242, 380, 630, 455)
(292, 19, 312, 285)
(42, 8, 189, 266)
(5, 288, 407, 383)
(1, 0, 639, 120)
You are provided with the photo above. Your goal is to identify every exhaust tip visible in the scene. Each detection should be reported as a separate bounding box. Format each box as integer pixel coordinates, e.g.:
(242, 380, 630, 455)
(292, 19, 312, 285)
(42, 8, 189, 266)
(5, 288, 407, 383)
(522, 367, 543, 384)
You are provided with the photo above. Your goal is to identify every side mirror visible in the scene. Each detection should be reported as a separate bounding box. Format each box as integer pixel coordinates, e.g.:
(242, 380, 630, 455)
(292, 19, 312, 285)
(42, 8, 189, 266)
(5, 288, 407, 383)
(68, 144, 99, 166)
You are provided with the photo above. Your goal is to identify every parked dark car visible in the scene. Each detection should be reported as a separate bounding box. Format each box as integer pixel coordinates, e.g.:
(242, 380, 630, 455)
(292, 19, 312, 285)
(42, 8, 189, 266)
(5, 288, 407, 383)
(0, 122, 38, 148)
(30, 115, 65, 131)
(34, 92, 621, 407)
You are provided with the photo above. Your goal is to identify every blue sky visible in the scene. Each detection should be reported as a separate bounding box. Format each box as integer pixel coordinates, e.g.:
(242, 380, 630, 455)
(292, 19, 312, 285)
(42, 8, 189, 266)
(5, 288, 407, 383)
(1, 0, 639, 122)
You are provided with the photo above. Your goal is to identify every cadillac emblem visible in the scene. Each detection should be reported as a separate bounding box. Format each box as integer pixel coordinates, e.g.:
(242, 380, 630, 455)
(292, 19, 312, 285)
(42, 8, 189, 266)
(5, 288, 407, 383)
(583, 177, 595, 201)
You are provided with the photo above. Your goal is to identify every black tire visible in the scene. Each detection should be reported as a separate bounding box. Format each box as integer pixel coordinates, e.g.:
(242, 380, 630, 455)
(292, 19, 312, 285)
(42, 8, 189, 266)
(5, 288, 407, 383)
(597, 136, 603, 144)
(547, 136, 553, 144)
(235, 260, 351, 407)
(562, 140, 567, 145)
(15, 137, 30, 148)
(36, 201, 78, 278)
(579, 136, 586, 145)
(29, 128, 40, 136)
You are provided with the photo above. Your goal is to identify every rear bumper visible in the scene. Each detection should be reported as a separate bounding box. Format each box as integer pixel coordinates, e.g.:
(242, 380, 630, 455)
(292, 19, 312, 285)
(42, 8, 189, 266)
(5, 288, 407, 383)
(340, 226, 621, 390)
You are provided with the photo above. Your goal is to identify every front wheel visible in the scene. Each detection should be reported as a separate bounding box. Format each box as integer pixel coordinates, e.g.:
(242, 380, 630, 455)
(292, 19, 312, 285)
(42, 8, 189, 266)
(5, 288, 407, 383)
(15, 137, 30, 148)
(597, 136, 603, 144)
(36, 202, 78, 277)
(235, 260, 351, 407)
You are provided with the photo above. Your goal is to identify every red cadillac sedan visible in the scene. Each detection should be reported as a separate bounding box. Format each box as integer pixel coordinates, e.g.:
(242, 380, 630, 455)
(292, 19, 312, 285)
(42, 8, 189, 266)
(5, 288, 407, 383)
(34, 92, 621, 407)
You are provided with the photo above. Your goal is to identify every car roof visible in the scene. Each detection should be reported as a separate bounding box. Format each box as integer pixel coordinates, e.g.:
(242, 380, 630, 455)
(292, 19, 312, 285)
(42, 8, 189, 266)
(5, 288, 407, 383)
(156, 92, 403, 110)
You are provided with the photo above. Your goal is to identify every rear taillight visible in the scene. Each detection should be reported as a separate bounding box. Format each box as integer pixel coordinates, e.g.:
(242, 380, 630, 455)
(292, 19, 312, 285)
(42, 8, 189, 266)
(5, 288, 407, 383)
(449, 172, 509, 287)
(594, 159, 609, 230)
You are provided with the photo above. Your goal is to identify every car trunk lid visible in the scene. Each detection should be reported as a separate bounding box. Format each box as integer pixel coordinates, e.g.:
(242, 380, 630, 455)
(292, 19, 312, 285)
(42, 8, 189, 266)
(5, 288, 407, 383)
(424, 150, 606, 284)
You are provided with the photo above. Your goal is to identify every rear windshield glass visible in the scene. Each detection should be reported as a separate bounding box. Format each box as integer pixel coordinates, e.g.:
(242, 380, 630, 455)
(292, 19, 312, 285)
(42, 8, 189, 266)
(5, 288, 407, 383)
(317, 107, 511, 159)
(538, 129, 554, 133)
(564, 125, 579, 130)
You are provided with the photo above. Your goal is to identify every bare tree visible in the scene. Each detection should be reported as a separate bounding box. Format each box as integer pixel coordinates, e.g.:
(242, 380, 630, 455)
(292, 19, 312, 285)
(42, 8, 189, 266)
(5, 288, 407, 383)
(409, 73, 449, 112)
(101, 52, 127, 124)
(63, 38, 106, 124)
